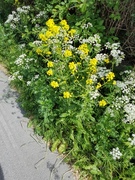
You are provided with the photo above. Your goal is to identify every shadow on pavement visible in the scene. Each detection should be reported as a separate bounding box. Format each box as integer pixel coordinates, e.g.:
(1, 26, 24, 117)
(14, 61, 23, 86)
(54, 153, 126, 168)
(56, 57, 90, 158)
(0, 165, 4, 180)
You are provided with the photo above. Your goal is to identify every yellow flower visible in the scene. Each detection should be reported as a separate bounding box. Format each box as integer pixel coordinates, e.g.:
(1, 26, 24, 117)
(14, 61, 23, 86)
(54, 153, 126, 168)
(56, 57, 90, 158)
(96, 82, 102, 89)
(47, 61, 54, 67)
(99, 100, 107, 107)
(36, 48, 42, 55)
(39, 33, 47, 42)
(60, 20, 68, 26)
(50, 25, 60, 35)
(68, 62, 76, 70)
(63, 91, 72, 98)
(64, 37, 69, 42)
(104, 58, 109, 64)
(86, 79, 93, 85)
(60, 20, 69, 30)
(46, 51, 51, 55)
(89, 66, 97, 74)
(64, 24, 70, 31)
(68, 29, 76, 36)
(113, 80, 116, 85)
(78, 44, 89, 59)
(45, 30, 53, 38)
(106, 72, 115, 81)
(64, 50, 72, 57)
(46, 19, 55, 28)
(47, 69, 53, 76)
(89, 58, 98, 66)
(50, 81, 59, 88)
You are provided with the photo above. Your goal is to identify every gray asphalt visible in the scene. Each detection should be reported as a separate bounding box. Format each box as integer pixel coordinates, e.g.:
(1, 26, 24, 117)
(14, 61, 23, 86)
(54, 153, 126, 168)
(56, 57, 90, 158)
(0, 69, 75, 180)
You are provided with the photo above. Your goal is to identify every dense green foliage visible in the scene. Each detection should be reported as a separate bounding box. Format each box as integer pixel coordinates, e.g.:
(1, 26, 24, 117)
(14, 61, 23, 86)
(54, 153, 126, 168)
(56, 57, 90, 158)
(0, 0, 135, 179)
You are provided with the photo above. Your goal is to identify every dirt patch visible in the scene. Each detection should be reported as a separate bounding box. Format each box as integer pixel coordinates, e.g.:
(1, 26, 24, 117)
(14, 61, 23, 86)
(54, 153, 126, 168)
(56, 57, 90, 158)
(0, 63, 8, 74)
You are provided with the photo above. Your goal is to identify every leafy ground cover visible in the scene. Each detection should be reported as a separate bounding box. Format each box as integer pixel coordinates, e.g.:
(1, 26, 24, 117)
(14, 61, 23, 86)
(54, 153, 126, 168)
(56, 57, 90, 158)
(0, 1, 135, 179)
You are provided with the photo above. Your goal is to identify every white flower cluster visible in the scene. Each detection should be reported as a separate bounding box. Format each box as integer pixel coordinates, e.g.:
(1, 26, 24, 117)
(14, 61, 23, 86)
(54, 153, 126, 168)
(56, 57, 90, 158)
(122, 103, 135, 124)
(97, 66, 110, 78)
(9, 71, 23, 81)
(110, 147, 122, 160)
(36, 11, 46, 18)
(19, 43, 26, 49)
(95, 53, 108, 63)
(81, 22, 93, 29)
(32, 41, 42, 46)
(90, 90, 100, 100)
(15, 54, 36, 70)
(105, 42, 125, 66)
(106, 107, 115, 117)
(26, 74, 39, 86)
(111, 95, 130, 110)
(80, 34, 101, 51)
(5, 13, 20, 24)
(5, 6, 31, 29)
(128, 134, 135, 146)
(15, 54, 26, 66)
(111, 71, 135, 121)
(16, 6, 30, 14)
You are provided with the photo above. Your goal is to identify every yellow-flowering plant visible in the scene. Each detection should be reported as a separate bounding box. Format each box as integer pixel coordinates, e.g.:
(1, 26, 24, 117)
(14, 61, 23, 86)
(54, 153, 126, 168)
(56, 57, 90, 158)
(9, 18, 135, 179)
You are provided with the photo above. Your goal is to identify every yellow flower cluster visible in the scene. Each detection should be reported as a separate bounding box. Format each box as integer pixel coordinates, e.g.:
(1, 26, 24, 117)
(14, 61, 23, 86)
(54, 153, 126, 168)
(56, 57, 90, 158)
(50, 81, 59, 88)
(99, 100, 107, 107)
(89, 58, 98, 74)
(106, 72, 115, 81)
(47, 61, 54, 67)
(96, 82, 102, 89)
(47, 69, 53, 76)
(46, 19, 55, 28)
(89, 58, 98, 66)
(36, 48, 42, 55)
(68, 62, 76, 71)
(39, 19, 60, 43)
(113, 80, 116, 85)
(64, 50, 72, 57)
(63, 91, 72, 98)
(78, 43, 89, 59)
(39, 33, 48, 42)
(86, 79, 93, 85)
(68, 29, 76, 36)
(104, 58, 109, 64)
(60, 20, 69, 31)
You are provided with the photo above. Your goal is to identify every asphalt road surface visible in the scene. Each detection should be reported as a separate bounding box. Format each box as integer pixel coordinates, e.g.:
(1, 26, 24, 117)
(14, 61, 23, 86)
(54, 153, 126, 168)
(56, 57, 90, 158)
(0, 69, 75, 180)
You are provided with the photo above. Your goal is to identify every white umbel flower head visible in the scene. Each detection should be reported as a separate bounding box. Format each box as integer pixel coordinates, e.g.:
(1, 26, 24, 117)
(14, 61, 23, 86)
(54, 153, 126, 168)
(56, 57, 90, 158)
(128, 134, 135, 146)
(110, 147, 122, 160)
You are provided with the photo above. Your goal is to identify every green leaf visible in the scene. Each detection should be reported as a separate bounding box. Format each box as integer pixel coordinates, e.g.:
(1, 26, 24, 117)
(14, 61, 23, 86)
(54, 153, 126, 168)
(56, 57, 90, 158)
(51, 139, 61, 152)
(58, 143, 67, 153)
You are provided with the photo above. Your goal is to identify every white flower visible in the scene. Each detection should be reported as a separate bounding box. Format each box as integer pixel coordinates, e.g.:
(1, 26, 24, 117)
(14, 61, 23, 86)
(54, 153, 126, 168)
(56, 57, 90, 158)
(34, 75, 39, 80)
(128, 134, 135, 146)
(110, 147, 122, 160)
(27, 81, 31, 86)
(32, 40, 42, 46)
(81, 22, 93, 29)
(90, 90, 100, 100)
(19, 43, 25, 49)
(122, 104, 135, 124)
(18, 75, 23, 80)
(5, 14, 14, 23)
(95, 53, 108, 62)
(15, 54, 26, 66)
(105, 42, 125, 66)
(10, 23, 16, 29)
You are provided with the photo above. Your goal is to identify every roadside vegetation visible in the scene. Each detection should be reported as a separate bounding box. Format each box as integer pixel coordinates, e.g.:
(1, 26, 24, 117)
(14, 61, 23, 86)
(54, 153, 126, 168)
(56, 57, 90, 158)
(0, 0, 135, 179)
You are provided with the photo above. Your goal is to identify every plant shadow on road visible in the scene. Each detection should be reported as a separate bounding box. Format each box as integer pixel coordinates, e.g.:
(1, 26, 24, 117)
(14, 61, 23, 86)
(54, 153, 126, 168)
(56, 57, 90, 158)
(0, 165, 4, 180)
